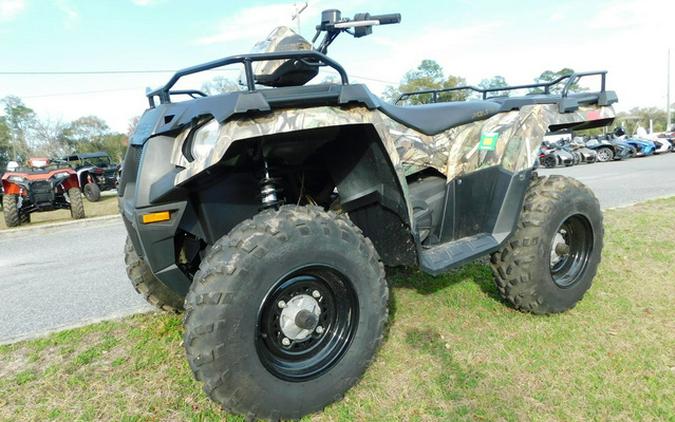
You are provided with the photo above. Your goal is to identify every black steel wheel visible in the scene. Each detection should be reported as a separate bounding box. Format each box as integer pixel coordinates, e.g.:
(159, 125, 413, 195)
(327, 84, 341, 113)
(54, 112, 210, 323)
(256, 266, 358, 381)
(184, 205, 388, 420)
(491, 175, 603, 314)
(549, 215, 594, 288)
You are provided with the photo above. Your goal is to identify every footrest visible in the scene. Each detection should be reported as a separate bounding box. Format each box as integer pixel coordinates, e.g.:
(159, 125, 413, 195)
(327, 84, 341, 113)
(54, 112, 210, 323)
(419, 233, 499, 276)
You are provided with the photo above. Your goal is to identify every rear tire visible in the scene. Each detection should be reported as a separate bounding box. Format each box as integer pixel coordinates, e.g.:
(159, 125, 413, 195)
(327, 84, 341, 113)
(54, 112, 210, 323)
(124, 237, 185, 312)
(184, 205, 388, 420)
(68, 188, 86, 219)
(20, 212, 30, 225)
(542, 156, 557, 168)
(2, 194, 20, 228)
(596, 146, 614, 162)
(490, 175, 603, 314)
(83, 183, 101, 202)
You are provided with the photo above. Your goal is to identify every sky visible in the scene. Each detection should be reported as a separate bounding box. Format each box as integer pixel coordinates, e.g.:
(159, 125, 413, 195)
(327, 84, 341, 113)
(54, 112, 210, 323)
(0, 0, 674, 133)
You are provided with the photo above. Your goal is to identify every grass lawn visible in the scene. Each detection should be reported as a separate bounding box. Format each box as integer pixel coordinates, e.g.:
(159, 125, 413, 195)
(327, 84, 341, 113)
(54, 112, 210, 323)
(0, 197, 673, 421)
(0, 193, 119, 231)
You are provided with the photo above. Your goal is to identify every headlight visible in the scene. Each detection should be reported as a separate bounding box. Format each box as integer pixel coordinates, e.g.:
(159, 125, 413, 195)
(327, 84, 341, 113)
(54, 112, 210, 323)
(53, 172, 70, 179)
(8, 176, 25, 183)
(190, 119, 220, 161)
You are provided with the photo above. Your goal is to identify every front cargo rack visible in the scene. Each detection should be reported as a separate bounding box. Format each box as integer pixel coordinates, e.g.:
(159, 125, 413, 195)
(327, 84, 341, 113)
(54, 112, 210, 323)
(146, 50, 349, 107)
(396, 71, 608, 104)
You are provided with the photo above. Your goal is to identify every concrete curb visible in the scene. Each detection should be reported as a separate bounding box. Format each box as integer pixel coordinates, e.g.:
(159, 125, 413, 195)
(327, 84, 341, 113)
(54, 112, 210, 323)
(0, 214, 121, 237)
(0, 307, 155, 346)
(604, 194, 675, 210)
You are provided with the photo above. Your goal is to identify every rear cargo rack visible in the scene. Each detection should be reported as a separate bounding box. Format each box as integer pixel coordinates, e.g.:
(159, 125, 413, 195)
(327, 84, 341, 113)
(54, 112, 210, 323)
(396, 71, 608, 104)
(146, 51, 349, 107)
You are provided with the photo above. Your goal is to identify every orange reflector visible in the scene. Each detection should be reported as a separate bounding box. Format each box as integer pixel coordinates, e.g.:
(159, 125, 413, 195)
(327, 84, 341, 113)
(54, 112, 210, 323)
(142, 211, 171, 224)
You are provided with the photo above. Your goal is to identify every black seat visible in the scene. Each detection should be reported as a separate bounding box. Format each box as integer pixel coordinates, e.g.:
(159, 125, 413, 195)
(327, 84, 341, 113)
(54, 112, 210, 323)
(378, 100, 501, 136)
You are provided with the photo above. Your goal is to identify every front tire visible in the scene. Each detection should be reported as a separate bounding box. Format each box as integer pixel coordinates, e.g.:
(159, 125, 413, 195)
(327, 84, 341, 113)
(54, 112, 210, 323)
(124, 237, 185, 312)
(490, 175, 603, 314)
(184, 205, 388, 420)
(83, 183, 101, 202)
(2, 194, 20, 227)
(68, 187, 86, 219)
(542, 156, 557, 168)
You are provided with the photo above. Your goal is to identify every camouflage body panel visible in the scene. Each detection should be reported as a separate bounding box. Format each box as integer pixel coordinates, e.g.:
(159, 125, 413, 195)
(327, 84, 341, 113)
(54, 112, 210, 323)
(171, 103, 615, 221)
(248, 26, 312, 81)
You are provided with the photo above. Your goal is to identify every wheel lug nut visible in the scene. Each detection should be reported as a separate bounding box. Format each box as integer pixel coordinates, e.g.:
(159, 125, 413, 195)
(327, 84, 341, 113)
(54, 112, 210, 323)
(281, 337, 291, 346)
(312, 290, 321, 299)
(316, 326, 324, 334)
(277, 300, 286, 309)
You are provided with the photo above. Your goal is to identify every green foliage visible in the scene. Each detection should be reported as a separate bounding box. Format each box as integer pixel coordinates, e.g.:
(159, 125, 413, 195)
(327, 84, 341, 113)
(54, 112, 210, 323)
(477, 75, 509, 98)
(64, 116, 127, 161)
(0, 117, 12, 167)
(383, 59, 468, 104)
(531, 68, 587, 94)
(615, 107, 669, 134)
(2, 96, 37, 161)
(0, 97, 128, 164)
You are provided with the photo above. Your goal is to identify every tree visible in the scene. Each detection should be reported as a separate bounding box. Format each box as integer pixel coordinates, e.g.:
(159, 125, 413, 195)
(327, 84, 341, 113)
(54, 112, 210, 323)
(64, 116, 109, 145)
(384, 60, 468, 104)
(95, 133, 128, 162)
(32, 118, 70, 157)
(201, 76, 240, 95)
(2, 96, 36, 160)
(127, 115, 140, 138)
(0, 117, 12, 168)
(477, 75, 509, 98)
(531, 68, 586, 94)
(615, 107, 668, 134)
(63, 116, 127, 161)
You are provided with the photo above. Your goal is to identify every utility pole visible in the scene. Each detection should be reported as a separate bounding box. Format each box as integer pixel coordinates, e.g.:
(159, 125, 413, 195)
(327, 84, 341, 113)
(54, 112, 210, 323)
(292, 2, 308, 34)
(668, 48, 671, 131)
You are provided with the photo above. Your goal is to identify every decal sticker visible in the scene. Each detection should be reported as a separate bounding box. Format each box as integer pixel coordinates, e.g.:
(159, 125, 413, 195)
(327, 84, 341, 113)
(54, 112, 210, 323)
(478, 132, 499, 151)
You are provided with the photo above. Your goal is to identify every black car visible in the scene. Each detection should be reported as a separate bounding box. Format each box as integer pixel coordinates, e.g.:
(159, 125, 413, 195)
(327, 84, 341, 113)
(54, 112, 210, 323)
(60, 152, 119, 202)
(584, 135, 633, 162)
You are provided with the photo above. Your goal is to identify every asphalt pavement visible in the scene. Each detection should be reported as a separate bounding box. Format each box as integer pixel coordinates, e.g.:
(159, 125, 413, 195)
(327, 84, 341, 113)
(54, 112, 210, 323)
(539, 151, 675, 209)
(0, 218, 151, 344)
(1, 152, 674, 344)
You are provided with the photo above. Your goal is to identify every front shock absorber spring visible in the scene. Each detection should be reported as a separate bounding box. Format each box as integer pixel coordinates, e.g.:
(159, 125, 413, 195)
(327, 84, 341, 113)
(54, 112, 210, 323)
(259, 162, 284, 209)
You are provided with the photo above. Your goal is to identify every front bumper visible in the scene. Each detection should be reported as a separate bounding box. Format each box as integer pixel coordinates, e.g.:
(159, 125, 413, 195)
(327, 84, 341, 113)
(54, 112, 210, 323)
(119, 141, 192, 297)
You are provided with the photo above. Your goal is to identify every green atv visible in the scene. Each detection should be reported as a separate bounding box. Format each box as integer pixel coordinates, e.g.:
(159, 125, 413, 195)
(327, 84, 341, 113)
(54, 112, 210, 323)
(120, 8, 617, 420)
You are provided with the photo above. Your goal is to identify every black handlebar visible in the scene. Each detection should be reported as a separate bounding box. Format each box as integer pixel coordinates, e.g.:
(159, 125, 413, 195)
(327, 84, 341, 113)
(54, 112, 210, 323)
(369, 13, 401, 25)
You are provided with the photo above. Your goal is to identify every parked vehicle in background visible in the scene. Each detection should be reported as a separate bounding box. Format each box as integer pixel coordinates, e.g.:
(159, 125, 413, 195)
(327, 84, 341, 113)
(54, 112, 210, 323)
(539, 140, 575, 167)
(651, 137, 673, 154)
(659, 132, 675, 149)
(1, 158, 85, 227)
(569, 137, 597, 164)
(623, 137, 656, 157)
(60, 152, 119, 202)
(584, 135, 633, 162)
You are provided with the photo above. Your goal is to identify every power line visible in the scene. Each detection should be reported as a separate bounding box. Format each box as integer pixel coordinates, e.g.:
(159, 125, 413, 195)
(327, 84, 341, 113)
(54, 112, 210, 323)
(22, 87, 146, 99)
(0, 68, 240, 75)
(2, 68, 397, 99)
(0, 69, 396, 84)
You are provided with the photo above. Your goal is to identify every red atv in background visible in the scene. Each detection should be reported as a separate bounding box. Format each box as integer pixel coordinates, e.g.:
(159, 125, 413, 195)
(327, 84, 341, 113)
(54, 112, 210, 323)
(1, 158, 85, 227)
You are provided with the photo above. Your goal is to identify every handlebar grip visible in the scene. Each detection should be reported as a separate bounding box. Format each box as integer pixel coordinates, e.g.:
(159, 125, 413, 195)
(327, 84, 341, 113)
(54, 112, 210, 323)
(370, 13, 401, 25)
